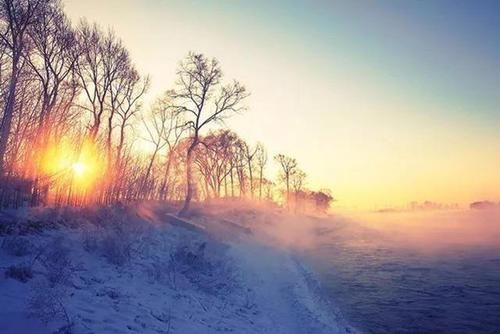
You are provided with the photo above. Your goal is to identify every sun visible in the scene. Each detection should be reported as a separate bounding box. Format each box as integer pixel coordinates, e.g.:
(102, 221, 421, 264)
(72, 162, 86, 176)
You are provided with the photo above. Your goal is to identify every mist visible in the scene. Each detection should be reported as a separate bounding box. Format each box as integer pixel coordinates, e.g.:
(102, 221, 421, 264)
(178, 200, 500, 258)
(341, 210, 500, 256)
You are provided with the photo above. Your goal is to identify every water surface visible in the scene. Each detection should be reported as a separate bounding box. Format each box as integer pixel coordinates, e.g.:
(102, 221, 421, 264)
(306, 210, 500, 333)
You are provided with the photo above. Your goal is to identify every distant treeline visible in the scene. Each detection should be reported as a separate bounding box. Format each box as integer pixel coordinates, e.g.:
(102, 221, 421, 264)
(469, 201, 500, 210)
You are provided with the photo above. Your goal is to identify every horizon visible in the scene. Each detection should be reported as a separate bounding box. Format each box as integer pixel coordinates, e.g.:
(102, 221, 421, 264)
(62, 0, 500, 210)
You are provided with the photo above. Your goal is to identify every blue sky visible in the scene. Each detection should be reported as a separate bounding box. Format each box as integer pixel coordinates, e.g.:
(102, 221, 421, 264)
(247, 0, 500, 119)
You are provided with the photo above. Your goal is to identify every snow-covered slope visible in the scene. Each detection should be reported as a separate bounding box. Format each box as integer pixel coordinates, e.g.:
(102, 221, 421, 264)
(0, 203, 357, 334)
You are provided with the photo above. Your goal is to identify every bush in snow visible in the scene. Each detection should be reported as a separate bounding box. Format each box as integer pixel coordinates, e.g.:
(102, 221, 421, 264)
(4, 263, 33, 282)
(147, 255, 170, 285)
(79, 207, 144, 265)
(29, 237, 74, 332)
(95, 286, 123, 300)
(166, 240, 239, 295)
(96, 207, 148, 266)
(146, 250, 180, 289)
(101, 228, 133, 266)
(28, 281, 73, 331)
(81, 225, 100, 253)
(1, 236, 33, 256)
(39, 236, 74, 287)
(243, 288, 257, 310)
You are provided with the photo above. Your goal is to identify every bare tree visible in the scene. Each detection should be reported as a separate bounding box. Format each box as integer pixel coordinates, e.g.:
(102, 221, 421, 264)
(156, 93, 185, 200)
(6, 70, 40, 173)
(243, 141, 257, 199)
(140, 105, 168, 197)
(274, 154, 297, 209)
(110, 73, 148, 200)
(140, 94, 183, 198)
(233, 139, 247, 198)
(26, 4, 76, 138)
(171, 52, 248, 215)
(0, 0, 54, 173)
(194, 130, 237, 199)
(75, 21, 129, 140)
(116, 73, 148, 160)
(291, 168, 306, 212)
(255, 142, 267, 200)
(310, 189, 334, 214)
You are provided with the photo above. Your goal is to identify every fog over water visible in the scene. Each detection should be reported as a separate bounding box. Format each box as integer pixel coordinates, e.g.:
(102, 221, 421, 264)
(349, 209, 500, 253)
(303, 209, 500, 333)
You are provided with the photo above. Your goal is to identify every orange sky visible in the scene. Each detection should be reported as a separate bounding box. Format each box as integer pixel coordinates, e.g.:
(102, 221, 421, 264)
(64, 0, 500, 210)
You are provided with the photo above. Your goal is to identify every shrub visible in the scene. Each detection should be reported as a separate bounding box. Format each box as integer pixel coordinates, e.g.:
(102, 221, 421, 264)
(81, 226, 100, 253)
(39, 236, 74, 287)
(168, 241, 239, 295)
(96, 287, 122, 300)
(101, 228, 133, 266)
(53, 324, 74, 334)
(4, 264, 33, 282)
(28, 281, 72, 328)
(80, 214, 142, 266)
(1, 236, 32, 256)
(147, 256, 167, 282)
(28, 238, 74, 331)
(146, 254, 178, 289)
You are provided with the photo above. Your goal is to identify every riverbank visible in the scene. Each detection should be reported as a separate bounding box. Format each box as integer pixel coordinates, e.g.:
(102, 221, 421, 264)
(0, 203, 355, 333)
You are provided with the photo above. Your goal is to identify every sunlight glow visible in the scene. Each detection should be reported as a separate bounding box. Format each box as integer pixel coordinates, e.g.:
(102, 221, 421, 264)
(33, 137, 105, 204)
(72, 162, 86, 176)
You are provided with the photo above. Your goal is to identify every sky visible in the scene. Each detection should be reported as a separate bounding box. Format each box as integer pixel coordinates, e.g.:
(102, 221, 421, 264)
(64, 0, 500, 210)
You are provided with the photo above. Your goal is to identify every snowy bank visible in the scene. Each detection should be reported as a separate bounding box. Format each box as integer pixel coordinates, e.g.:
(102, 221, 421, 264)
(0, 203, 357, 333)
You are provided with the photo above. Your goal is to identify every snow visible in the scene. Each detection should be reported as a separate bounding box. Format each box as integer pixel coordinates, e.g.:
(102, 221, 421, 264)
(0, 203, 358, 333)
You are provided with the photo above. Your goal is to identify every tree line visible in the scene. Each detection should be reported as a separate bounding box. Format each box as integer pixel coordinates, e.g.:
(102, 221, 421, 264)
(0, 0, 333, 214)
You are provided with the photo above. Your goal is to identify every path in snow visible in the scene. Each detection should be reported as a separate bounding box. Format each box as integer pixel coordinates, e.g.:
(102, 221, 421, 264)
(229, 236, 353, 334)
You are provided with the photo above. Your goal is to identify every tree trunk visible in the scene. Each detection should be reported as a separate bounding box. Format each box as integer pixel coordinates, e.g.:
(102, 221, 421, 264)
(238, 168, 245, 197)
(204, 177, 210, 201)
(224, 175, 228, 198)
(179, 141, 197, 216)
(230, 168, 234, 198)
(248, 161, 254, 199)
(0, 54, 21, 174)
(106, 113, 114, 163)
(259, 167, 263, 200)
(286, 174, 290, 210)
(142, 147, 158, 196)
(160, 151, 173, 200)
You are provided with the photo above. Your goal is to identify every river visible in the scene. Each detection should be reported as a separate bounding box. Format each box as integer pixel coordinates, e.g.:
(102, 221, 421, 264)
(304, 210, 500, 333)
